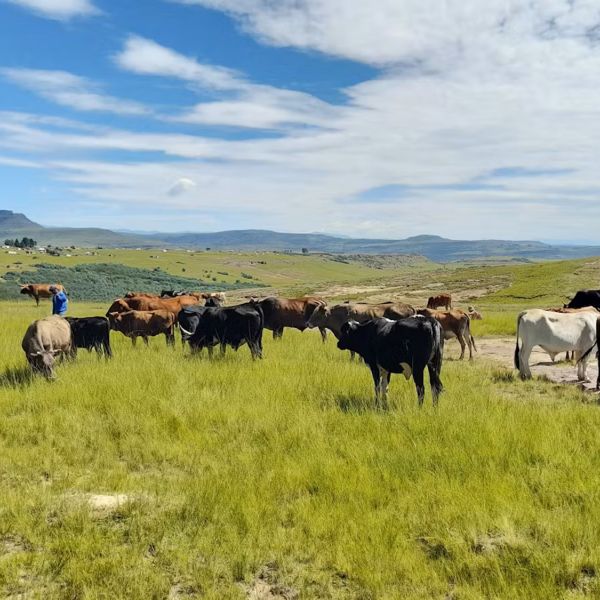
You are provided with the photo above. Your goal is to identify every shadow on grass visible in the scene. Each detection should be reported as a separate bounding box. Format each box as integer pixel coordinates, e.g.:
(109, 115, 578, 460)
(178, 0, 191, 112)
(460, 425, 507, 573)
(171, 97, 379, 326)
(0, 365, 33, 389)
(334, 393, 377, 413)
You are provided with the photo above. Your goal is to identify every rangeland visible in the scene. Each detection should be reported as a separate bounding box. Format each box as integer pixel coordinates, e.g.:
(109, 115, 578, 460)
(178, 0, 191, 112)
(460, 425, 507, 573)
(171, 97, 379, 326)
(1, 253, 600, 598)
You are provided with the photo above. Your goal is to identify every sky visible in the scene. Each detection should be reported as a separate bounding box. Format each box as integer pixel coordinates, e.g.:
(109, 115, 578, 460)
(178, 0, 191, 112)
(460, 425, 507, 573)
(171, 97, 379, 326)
(1, 0, 600, 241)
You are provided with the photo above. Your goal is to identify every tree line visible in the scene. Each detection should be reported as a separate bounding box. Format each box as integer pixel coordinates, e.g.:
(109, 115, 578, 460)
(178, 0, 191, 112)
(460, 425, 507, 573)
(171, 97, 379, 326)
(4, 237, 37, 248)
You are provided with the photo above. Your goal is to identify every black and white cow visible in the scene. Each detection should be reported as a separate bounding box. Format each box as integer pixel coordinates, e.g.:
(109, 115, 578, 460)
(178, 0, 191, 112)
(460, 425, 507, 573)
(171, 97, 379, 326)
(66, 316, 112, 358)
(178, 302, 264, 359)
(337, 316, 444, 408)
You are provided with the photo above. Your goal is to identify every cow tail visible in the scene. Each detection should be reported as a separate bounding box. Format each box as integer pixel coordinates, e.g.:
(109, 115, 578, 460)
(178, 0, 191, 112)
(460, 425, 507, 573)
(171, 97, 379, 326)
(431, 320, 444, 374)
(577, 317, 600, 365)
(514, 313, 523, 370)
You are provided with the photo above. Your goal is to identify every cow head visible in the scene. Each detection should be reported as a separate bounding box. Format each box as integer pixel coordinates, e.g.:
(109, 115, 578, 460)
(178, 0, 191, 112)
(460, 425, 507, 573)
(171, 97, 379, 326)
(307, 304, 330, 329)
(106, 312, 122, 330)
(337, 320, 359, 351)
(106, 299, 130, 317)
(20, 285, 32, 295)
(28, 350, 59, 379)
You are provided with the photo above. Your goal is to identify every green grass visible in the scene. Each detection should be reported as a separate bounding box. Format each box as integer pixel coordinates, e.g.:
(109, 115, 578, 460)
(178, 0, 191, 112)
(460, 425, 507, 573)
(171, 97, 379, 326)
(1, 302, 600, 598)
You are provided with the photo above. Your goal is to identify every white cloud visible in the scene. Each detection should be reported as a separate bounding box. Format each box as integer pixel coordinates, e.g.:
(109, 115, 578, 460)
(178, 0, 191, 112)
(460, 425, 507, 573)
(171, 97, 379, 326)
(168, 177, 197, 196)
(115, 36, 335, 129)
(114, 36, 243, 91)
(2, 68, 150, 115)
(5, 0, 98, 20)
(4, 1, 600, 239)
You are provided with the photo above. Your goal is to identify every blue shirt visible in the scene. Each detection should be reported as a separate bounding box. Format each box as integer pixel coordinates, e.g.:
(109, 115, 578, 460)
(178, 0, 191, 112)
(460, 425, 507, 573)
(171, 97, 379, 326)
(52, 291, 68, 315)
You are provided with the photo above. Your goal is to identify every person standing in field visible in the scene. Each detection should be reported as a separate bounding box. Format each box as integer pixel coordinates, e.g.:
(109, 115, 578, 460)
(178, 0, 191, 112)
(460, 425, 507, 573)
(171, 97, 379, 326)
(50, 285, 68, 316)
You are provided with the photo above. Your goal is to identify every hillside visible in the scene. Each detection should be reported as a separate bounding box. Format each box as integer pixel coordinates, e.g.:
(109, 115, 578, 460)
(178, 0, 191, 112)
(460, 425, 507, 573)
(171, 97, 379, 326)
(2, 210, 600, 261)
(0, 211, 152, 248)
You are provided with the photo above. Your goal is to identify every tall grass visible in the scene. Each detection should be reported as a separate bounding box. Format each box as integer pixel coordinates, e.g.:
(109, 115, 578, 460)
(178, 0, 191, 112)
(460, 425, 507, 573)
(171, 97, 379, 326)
(0, 303, 599, 598)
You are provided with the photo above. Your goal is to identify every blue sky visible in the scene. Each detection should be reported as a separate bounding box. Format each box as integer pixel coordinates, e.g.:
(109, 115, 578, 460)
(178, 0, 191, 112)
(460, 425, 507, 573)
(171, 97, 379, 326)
(1, 0, 600, 240)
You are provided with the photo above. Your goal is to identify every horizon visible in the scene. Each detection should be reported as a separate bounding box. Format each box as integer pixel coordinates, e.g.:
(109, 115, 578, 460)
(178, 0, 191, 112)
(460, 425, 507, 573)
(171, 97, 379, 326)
(2, 208, 600, 247)
(1, 1, 600, 240)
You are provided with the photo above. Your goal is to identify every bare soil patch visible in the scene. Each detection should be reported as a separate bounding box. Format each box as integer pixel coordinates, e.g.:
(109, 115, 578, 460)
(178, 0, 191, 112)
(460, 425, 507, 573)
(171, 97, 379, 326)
(474, 337, 599, 392)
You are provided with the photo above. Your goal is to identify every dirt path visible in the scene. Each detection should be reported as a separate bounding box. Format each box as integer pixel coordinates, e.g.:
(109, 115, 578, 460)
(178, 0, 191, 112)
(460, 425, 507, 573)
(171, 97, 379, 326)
(450, 337, 599, 392)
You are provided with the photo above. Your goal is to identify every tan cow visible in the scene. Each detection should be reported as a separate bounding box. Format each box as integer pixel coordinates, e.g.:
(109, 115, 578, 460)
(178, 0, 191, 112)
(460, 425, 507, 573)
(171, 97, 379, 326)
(307, 301, 416, 340)
(21, 315, 74, 378)
(107, 309, 177, 346)
(417, 308, 476, 360)
(427, 293, 452, 310)
(467, 306, 483, 320)
(20, 283, 65, 306)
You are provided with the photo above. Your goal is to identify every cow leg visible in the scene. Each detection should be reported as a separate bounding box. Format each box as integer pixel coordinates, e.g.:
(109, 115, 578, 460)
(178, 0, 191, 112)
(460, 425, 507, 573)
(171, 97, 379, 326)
(574, 350, 590, 382)
(518, 344, 533, 379)
(104, 341, 112, 359)
(378, 367, 390, 410)
(131, 335, 137, 347)
(207, 345, 214, 358)
(413, 368, 426, 407)
(465, 328, 474, 361)
(143, 336, 149, 346)
(428, 363, 443, 406)
(35, 295, 39, 307)
(369, 364, 381, 409)
(457, 332, 466, 360)
(166, 332, 175, 346)
(273, 328, 284, 340)
(319, 327, 327, 343)
(350, 350, 356, 361)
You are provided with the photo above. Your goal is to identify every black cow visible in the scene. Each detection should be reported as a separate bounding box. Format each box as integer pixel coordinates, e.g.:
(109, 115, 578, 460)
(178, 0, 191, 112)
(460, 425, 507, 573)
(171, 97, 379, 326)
(566, 290, 600, 310)
(66, 317, 112, 358)
(337, 316, 444, 408)
(178, 302, 264, 359)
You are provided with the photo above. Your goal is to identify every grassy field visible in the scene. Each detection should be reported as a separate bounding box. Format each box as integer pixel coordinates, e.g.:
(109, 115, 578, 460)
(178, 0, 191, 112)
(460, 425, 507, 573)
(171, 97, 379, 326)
(1, 298, 600, 599)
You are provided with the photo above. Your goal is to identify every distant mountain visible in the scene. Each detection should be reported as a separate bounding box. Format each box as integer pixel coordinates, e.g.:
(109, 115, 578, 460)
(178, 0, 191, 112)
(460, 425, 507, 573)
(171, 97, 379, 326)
(149, 229, 600, 261)
(0, 211, 153, 247)
(2, 210, 600, 262)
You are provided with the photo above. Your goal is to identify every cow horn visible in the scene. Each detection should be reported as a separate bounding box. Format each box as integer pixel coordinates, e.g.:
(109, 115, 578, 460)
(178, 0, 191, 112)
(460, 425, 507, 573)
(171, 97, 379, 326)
(179, 324, 194, 337)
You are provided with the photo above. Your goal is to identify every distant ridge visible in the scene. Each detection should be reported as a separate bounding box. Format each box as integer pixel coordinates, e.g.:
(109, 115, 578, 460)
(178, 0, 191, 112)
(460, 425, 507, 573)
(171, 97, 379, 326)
(1, 210, 600, 262)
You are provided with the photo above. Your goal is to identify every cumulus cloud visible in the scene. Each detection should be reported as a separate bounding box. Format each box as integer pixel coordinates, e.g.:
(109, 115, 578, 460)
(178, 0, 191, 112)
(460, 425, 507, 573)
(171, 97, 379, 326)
(2, 68, 150, 115)
(5, 0, 98, 20)
(168, 177, 197, 196)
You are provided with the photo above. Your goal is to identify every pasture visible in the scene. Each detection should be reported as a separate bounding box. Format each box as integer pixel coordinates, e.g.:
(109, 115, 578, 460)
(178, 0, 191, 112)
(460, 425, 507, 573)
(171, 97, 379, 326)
(2, 296, 600, 598)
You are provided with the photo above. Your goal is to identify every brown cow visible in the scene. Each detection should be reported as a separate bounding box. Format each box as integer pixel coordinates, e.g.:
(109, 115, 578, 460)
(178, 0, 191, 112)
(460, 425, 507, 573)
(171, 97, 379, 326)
(21, 315, 74, 378)
(417, 308, 476, 360)
(20, 283, 66, 306)
(106, 298, 132, 315)
(107, 309, 176, 346)
(136, 295, 198, 312)
(307, 301, 416, 340)
(255, 296, 327, 341)
(427, 294, 452, 310)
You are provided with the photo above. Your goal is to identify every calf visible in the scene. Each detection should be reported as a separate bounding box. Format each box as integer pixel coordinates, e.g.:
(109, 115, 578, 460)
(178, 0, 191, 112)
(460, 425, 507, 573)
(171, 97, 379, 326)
(514, 309, 598, 380)
(337, 316, 444, 408)
(107, 309, 176, 346)
(427, 293, 452, 310)
(66, 317, 112, 358)
(179, 302, 263, 359)
(417, 308, 476, 360)
(21, 315, 74, 379)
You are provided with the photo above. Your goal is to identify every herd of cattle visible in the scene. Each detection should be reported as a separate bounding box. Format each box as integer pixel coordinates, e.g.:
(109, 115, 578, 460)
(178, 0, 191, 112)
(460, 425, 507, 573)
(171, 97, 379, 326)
(17, 284, 600, 404)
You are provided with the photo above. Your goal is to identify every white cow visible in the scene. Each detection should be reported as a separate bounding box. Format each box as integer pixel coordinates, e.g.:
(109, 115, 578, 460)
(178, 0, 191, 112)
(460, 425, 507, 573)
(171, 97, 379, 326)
(514, 309, 598, 381)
